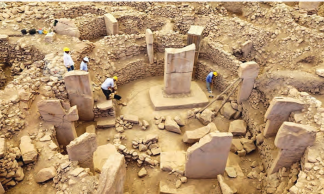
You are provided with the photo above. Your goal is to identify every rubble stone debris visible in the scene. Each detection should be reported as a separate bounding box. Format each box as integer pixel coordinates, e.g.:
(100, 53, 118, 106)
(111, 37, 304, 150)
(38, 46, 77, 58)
(165, 116, 181, 134)
(35, 167, 56, 183)
(19, 136, 37, 164)
(185, 132, 233, 178)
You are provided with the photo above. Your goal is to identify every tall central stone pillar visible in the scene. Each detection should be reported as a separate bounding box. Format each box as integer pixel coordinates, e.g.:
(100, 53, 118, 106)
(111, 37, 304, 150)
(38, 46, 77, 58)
(64, 71, 94, 121)
(164, 44, 195, 95)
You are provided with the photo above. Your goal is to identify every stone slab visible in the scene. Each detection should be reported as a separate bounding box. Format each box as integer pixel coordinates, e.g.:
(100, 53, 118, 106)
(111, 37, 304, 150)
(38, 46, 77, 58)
(185, 132, 233, 178)
(160, 151, 186, 172)
(93, 144, 118, 173)
(67, 133, 97, 170)
(20, 136, 37, 164)
(229, 120, 247, 136)
(238, 61, 259, 79)
(96, 117, 115, 128)
(97, 153, 126, 194)
(96, 100, 113, 111)
(164, 72, 192, 94)
(183, 123, 215, 144)
(149, 82, 209, 111)
(123, 114, 139, 124)
(145, 29, 153, 44)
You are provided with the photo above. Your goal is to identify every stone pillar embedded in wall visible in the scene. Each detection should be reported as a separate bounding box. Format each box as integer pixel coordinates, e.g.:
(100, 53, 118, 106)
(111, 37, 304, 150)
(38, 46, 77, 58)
(237, 61, 259, 104)
(37, 100, 78, 147)
(64, 71, 94, 121)
(185, 132, 233, 178)
(263, 97, 304, 137)
(146, 29, 154, 64)
(104, 13, 118, 35)
(164, 44, 196, 95)
(187, 26, 204, 79)
(299, 2, 320, 10)
(67, 133, 97, 172)
(269, 122, 316, 174)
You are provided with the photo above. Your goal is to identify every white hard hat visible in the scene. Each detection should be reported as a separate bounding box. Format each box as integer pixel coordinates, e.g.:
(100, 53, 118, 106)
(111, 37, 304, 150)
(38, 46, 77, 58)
(83, 57, 89, 62)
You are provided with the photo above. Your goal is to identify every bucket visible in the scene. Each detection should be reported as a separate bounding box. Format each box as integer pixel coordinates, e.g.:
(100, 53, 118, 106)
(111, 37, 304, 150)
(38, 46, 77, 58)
(38, 29, 43, 34)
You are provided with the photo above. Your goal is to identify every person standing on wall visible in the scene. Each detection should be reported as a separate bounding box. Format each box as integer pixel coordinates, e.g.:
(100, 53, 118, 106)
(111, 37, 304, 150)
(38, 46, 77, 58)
(101, 76, 122, 100)
(206, 71, 218, 93)
(63, 47, 75, 72)
(80, 57, 89, 72)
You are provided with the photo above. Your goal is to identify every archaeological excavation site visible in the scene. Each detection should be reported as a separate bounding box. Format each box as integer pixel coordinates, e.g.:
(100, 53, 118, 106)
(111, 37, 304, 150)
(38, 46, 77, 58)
(1, 1, 324, 194)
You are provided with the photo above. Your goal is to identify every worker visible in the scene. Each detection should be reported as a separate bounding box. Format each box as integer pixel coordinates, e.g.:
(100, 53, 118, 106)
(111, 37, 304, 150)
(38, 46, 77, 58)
(80, 57, 89, 72)
(206, 71, 218, 93)
(101, 76, 122, 100)
(63, 47, 74, 72)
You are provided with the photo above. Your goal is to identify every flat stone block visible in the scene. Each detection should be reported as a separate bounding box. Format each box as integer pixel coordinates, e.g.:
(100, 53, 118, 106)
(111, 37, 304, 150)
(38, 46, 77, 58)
(96, 117, 115, 128)
(164, 44, 196, 74)
(188, 25, 205, 36)
(123, 114, 139, 124)
(238, 61, 259, 79)
(96, 100, 113, 111)
(149, 82, 209, 111)
(229, 120, 247, 136)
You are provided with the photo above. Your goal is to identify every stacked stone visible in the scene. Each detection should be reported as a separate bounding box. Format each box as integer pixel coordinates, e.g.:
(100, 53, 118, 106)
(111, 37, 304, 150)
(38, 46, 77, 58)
(150, 4, 180, 18)
(195, 61, 233, 92)
(72, 42, 95, 64)
(75, 14, 107, 40)
(115, 11, 147, 34)
(195, 3, 215, 15)
(19, 91, 35, 110)
(113, 134, 159, 168)
(54, 5, 106, 19)
(98, 34, 146, 61)
(0, 143, 24, 189)
(51, 80, 68, 100)
(108, 2, 150, 12)
(174, 14, 195, 34)
(200, 40, 242, 74)
(114, 59, 146, 86)
(0, 35, 9, 62)
(7, 43, 44, 65)
(43, 54, 67, 78)
(147, 59, 164, 77)
(0, 68, 6, 87)
(146, 17, 165, 32)
(93, 105, 115, 118)
(155, 32, 186, 53)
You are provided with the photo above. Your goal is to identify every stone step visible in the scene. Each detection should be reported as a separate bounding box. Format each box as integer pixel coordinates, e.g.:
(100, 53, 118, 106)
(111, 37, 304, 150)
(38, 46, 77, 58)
(96, 117, 115, 128)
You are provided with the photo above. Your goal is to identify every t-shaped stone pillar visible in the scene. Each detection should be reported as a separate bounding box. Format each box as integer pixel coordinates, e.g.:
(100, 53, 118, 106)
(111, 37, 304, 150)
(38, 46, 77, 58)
(64, 71, 94, 121)
(237, 61, 259, 104)
(187, 26, 204, 79)
(164, 44, 196, 95)
(263, 97, 304, 137)
(146, 29, 154, 64)
(269, 122, 316, 174)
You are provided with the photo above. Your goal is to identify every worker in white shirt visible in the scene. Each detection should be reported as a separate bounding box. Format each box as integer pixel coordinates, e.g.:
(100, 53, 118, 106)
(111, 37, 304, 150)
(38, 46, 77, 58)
(101, 76, 121, 100)
(63, 47, 74, 72)
(80, 57, 89, 72)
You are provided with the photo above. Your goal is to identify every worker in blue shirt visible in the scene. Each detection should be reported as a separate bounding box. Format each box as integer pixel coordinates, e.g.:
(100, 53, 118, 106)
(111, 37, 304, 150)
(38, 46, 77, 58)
(206, 72, 218, 93)
(80, 57, 89, 71)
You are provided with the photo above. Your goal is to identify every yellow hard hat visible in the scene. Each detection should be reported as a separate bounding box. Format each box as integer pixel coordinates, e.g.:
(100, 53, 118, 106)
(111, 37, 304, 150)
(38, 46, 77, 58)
(63, 47, 70, 52)
(113, 76, 118, 81)
(213, 72, 218, 76)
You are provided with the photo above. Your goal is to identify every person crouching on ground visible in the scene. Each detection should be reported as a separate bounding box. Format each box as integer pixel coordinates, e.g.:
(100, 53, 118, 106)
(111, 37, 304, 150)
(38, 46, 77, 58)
(63, 47, 75, 72)
(80, 57, 89, 72)
(206, 71, 218, 93)
(101, 76, 122, 100)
